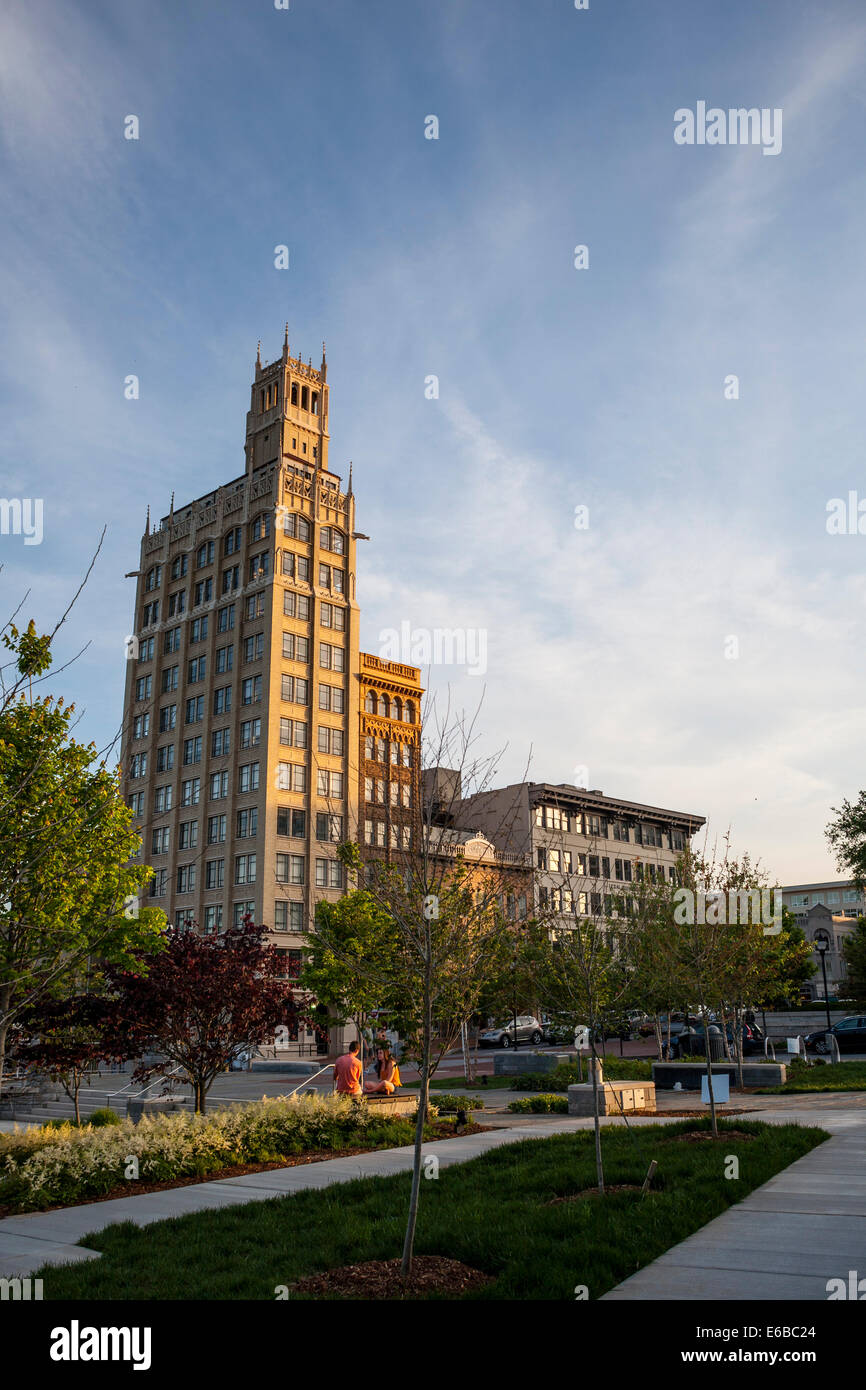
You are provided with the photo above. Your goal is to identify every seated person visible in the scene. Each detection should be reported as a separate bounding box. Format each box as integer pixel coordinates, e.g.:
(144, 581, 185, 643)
(364, 1046, 399, 1094)
(333, 1040, 363, 1097)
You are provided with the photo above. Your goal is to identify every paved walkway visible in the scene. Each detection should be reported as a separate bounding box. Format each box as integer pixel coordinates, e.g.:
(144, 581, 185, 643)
(603, 1109, 866, 1301)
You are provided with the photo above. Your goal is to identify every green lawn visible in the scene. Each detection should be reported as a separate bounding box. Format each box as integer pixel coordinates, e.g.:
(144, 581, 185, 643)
(759, 1061, 866, 1093)
(38, 1119, 826, 1301)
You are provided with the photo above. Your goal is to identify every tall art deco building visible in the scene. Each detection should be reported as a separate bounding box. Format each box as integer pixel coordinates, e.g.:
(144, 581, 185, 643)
(120, 332, 417, 1047)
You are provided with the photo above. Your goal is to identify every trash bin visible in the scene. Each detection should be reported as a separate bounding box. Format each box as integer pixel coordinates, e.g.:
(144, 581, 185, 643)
(706, 1025, 725, 1061)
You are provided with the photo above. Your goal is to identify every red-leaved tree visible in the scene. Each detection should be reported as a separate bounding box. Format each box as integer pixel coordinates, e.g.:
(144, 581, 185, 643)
(107, 918, 296, 1113)
(14, 993, 126, 1123)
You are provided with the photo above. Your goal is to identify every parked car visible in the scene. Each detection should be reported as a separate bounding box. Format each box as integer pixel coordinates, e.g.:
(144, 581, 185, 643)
(676, 1022, 765, 1058)
(478, 1016, 544, 1048)
(804, 1015, 866, 1055)
(541, 1017, 572, 1045)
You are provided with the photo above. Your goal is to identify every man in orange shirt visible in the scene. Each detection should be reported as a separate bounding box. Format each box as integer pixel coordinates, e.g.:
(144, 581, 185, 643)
(333, 1040, 363, 1097)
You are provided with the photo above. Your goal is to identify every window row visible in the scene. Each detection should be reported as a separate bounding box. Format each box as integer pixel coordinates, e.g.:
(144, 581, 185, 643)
(364, 777, 413, 808)
(363, 691, 416, 722)
(364, 736, 413, 766)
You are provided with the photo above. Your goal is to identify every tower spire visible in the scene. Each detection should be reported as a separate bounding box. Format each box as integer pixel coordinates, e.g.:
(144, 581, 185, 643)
(284, 322, 289, 353)
(347, 462, 353, 495)
(145, 504, 150, 535)
(256, 340, 262, 369)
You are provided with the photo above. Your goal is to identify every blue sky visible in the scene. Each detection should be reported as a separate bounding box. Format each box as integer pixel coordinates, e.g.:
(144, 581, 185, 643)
(2, 0, 866, 882)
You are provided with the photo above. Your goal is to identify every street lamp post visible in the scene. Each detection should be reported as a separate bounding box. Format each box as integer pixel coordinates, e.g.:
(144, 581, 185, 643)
(816, 941, 832, 1033)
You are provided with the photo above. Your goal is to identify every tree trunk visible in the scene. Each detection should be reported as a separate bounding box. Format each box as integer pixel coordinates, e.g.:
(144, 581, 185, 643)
(73, 1078, 81, 1126)
(734, 1003, 745, 1090)
(653, 1014, 663, 1060)
(401, 969, 433, 1278)
(700, 1003, 718, 1137)
(195, 1080, 206, 1114)
(589, 1037, 604, 1194)
(0, 984, 13, 1100)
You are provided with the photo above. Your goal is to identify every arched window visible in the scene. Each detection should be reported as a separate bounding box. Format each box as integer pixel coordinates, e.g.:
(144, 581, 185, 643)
(301, 386, 309, 411)
(392, 697, 402, 721)
(365, 691, 376, 714)
(378, 694, 389, 717)
(311, 391, 319, 415)
(259, 390, 265, 412)
(404, 700, 414, 723)
(291, 382, 298, 406)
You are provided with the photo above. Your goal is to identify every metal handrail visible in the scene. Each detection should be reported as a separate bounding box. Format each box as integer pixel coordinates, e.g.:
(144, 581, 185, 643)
(107, 1064, 185, 1104)
(285, 1064, 334, 1098)
(764, 1038, 776, 1061)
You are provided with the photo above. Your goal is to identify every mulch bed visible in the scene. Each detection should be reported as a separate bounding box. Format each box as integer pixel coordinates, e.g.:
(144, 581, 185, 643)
(290, 1255, 493, 1299)
(547, 1183, 645, 1204)
(0, 1121, 490, 1219)
(665, 1128, 757, 1143)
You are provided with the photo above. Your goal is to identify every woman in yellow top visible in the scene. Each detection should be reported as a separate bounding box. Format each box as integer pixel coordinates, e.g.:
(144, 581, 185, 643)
(364, 1046, 400, 1094)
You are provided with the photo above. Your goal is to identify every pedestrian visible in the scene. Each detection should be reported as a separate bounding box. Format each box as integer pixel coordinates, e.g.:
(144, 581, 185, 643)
(333, 1040, 363, 1097)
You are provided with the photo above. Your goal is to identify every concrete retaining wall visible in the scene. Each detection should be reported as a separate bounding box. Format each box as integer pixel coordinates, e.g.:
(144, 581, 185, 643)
(494, 1052, 570, 1076)
(652, 1061, 787, 1091)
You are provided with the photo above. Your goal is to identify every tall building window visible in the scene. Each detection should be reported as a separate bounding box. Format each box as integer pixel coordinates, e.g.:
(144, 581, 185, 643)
(282, 633, 309, 662)
(277, 808, 306, 837)
(283, 591, 310, 620)
(235, 853, 257, 885)
(212, 728, 231, 756)
(315, 858, 343, 889)
(276, 762, 306, 792)
(204, 905, 223, 934)
(179, 820, 198, 849)
(238, 762, 260, 792)
(280, 717, 307, 747)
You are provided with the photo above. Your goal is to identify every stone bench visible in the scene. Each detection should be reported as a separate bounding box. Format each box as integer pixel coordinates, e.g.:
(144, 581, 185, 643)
(568, 1080, 656, 1116)
(359, 1093, 417, 1118)
(651, 1061, 786, 1091)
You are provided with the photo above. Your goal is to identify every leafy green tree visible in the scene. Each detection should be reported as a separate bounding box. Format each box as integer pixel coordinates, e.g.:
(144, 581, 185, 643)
(842, 917, 866, 1006)
(826, 794, 866, 890)
(300, 893, 407, 1062)
(0, 672, 164, 1094)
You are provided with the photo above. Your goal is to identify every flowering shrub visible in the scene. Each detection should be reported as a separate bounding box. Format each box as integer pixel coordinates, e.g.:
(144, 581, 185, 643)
(0, 1094, 420, 1212)
(507, 1094, 569, 1113)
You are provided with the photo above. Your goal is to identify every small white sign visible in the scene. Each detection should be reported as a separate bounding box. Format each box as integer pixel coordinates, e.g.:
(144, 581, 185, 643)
(701, 1073, 730, 1104)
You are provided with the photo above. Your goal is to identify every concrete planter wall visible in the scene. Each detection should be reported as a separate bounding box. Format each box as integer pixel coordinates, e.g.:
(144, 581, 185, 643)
(651, 1061, 786, 1091)
(493, 1051, 570, 1076)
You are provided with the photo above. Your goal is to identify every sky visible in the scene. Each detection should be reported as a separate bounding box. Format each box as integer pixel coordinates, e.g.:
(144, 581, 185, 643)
(1, 0, 866, 884)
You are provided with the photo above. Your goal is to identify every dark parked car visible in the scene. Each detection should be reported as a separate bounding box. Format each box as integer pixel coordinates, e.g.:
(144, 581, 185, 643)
(804, 1016, 866, 1055)
(478, 1016, 544, 1048)
(675, 1022, 765, 1058)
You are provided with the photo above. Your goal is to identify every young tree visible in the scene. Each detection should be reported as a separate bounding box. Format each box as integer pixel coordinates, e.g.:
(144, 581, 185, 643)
(0, 685, 164, 1095)
(107, 919, 295, 1113)
(300, 893, 406, 1065)
(313, 702, 521, 1278)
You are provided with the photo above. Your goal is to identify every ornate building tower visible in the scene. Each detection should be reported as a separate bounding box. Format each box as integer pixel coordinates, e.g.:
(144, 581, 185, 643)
(120, 333, 361, 1051)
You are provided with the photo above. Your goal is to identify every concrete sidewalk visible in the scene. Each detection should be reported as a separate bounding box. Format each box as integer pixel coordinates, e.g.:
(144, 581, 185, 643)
(603, 1111, 866, 1301)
